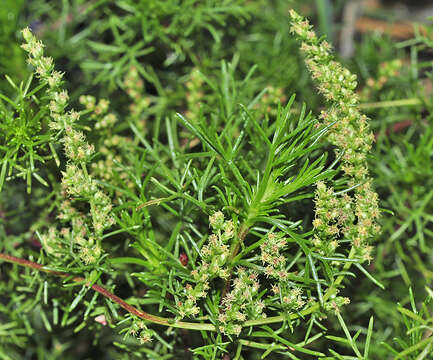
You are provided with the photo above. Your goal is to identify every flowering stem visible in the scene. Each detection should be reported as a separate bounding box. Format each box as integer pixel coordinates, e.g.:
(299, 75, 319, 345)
(0, 252, 215, 331)
(0, 250, 355, 330)
(229, 222, 251, 263)
(243, 247, 356, 327)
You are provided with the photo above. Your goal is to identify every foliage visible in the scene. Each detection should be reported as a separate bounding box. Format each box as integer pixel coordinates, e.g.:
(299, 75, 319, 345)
(1, 1, 433, 359)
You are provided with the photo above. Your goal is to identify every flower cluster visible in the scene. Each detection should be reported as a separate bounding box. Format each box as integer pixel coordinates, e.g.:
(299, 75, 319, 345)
(323, 295, 350, 314)
(126, 318, 154, 344)
(21, 28, 79, 133)
(21, 28, 114, 265)
(39, 221, 103, 265)
(123, 66, 150, 128)
(260, 232, 289, 279)
(218, 268, 264, 336)
(312, 182, 354, 255)
(177, 207, 312, 334)
(254, 86, 287, 117)
(39, 227, 62, 257)
(63, 127, 95, 163)
(178, 221, 308, 336)
(260, 232, 305, 310)
(276, 286, 305, 310)
(363, 59, 402, 97)
(184, 67, 204, 120)
(21, 28, 59, 86)
(289, 11, 381, 261)
(79, 95, 116, 130)
(60, 163, 114, 232)
(177, 212, 233, 318)
(201, 212, 233, 278)
(77, 94, 133, 189)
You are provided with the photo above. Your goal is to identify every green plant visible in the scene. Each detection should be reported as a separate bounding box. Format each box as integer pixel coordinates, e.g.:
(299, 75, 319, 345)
(0, 6, 388, 358)
(339, 22, 433, 358)
(6, 1, 433, 359)
(381, 287, 433, 359)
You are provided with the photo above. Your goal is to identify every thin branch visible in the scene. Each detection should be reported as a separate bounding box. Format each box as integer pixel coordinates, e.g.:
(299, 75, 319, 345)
(0, 252, 215, 331)
(0, 251, 341, 331)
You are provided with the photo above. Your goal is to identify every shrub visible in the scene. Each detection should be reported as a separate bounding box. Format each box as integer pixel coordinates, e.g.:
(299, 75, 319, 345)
(1, 2, 433, 359)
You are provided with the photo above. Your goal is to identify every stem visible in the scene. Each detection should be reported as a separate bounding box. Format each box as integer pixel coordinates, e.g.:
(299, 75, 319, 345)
(1, 249, 356, 331)
(358, 98, 422, 110)
(229, 223, 250, 263)
(322, 246, 356, 303)
(0, 253, 215, 331)
(239, 339, 285, 351)
(221, 222, 250, 299)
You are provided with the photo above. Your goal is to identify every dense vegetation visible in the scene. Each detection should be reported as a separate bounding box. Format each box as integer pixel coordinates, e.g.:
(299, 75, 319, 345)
(1, 1, 433, 359)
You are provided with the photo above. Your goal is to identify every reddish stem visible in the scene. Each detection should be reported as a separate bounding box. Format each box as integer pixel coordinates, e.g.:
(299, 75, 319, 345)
(0, 252, 215, 331)
(374, 119, 413, 140)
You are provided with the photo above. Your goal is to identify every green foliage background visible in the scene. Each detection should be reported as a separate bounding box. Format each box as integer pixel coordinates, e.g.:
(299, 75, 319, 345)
(1, 0, 433, 359)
